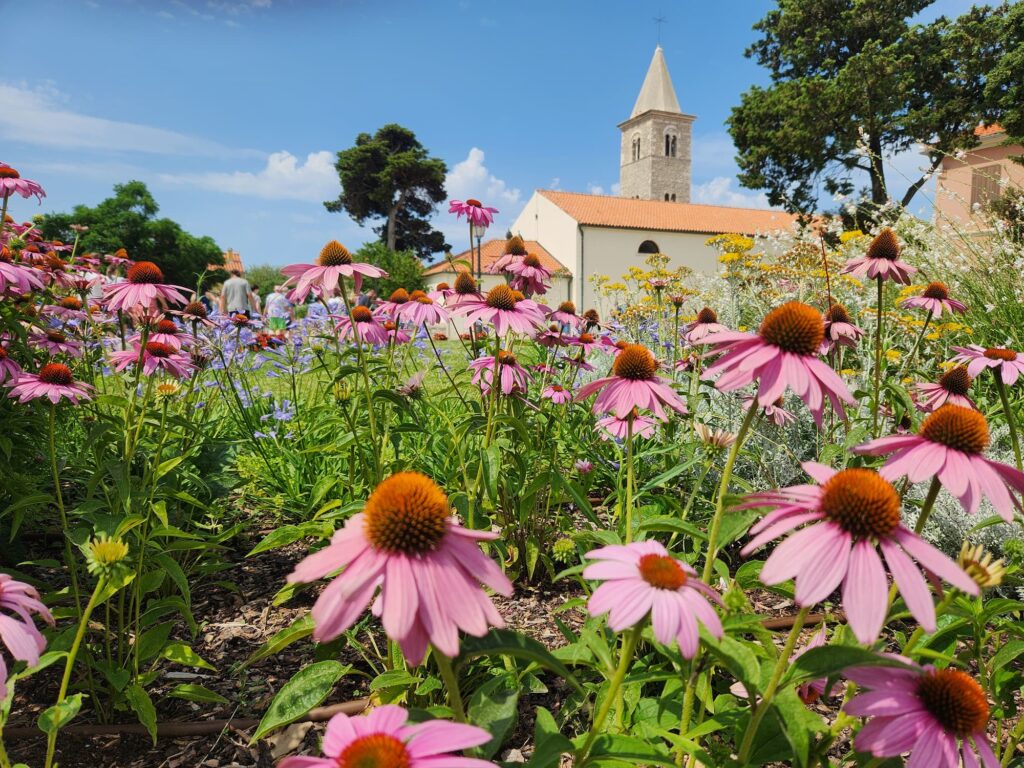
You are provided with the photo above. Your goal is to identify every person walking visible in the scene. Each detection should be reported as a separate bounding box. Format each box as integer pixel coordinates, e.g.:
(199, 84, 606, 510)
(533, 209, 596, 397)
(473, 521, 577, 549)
(264, 285, 294, 332)
(219, 270, 258, 318)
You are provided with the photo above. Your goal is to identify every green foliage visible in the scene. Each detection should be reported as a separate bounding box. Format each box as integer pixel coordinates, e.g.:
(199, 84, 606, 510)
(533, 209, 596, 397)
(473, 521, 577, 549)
(244, 264, 286, 293)
(38, 181, 222, 289)
(986, 1, 1024, 146)
(729, 0, 1007, 215)
(355, 241, 425, 297)
(323, 123, 448, 258)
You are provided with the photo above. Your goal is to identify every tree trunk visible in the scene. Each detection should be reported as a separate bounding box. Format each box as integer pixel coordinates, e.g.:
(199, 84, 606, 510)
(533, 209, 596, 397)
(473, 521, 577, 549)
(868, 134, 888, 206)
(901, 155, 944, 209)
(385, 189, 410, 251)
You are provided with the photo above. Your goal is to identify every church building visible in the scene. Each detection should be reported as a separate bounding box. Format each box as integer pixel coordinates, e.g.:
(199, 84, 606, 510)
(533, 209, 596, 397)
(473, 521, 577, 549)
(509, 46, 796, 310)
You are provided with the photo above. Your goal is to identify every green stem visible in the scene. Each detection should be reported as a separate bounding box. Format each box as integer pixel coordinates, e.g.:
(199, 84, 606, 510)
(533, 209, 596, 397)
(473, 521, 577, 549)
(736, 606, 810, 765)
(624, 417, 635, 543)
(340, 285, 382, 481)
(702, 399, 759, 583)
(44, 579, 106, 768)
(576, 625, 642, 766)
(48, 405, 82, 616)
(872, 276, 884, 437)
(902, 311, 932, 376)
(903, 590, 956, 656)
(1001, 715, 1024, 767)
(434, 652, 467, 723)
(914, 477, 942, 534)
(995, 375, 1022, 471)
(675, 660, 697, 768)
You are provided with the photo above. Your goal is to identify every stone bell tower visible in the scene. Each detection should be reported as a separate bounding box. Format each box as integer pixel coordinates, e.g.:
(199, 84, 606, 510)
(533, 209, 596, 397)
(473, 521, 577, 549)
(618, 46, 695, 203)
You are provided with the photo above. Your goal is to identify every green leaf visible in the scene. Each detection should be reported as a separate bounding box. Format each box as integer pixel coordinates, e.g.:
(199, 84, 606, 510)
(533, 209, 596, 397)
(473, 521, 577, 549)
(637, 516, 707, 540)
(37, 693, 84, 736)
(773, 688, 824, 767)
(136, 622, 173, 663)
(161, 642, 216, 671)
(370, 670, 422, 691)
(781, 646, 913, 687)
(991, 640, 1024, 671)
(575, 733, 676, 767)
(156, 456, 186, 480)
(528, 707, 573, 768)
(458, 629, 584, 693)
(703, 634, 761, 693)
(252, 660, 351, 742)
(247, 522, 330, 557)
(638, 457, 700, 493)
(166, 684, 229, 705)
(125, 683, 158, 744)
(467, 673, 519, 759)
(240, 615, 314, 670)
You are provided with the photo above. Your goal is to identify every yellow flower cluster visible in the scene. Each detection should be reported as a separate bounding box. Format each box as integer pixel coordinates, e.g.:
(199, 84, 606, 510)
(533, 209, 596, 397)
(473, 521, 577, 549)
(839, 230, 865, 244)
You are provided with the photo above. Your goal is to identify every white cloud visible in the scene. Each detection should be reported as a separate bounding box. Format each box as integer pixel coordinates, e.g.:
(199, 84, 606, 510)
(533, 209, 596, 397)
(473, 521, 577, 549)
(586, 183, 606, 195)
(159, 150, 339, 201)
(0, 82, 250, 157)
(445, 147, 522, 210)
(693, 176, 771, 209)
(691, 133, 743, 177)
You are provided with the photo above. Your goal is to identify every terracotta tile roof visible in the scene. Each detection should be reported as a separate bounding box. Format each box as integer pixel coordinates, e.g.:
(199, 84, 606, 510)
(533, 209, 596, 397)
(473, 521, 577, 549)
(424, 239, 569, 276)
(538, 190, 797, 235)
(974, 124, 1004, 137)
(211, 249, 245, 274)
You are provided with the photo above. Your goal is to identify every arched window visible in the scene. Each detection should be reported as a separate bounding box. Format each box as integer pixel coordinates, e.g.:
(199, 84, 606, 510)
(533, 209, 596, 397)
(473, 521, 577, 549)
(633, 136, 641, 161)
(670, 193, 676, 202)
(665, 134, 671, 156)
(638, 240, 660, 254)
(670, 136, 677, 157)
(664, 193, 669, 201)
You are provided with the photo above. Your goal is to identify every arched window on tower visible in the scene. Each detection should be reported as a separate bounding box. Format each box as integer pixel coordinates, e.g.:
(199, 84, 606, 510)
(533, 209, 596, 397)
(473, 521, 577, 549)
(631, 135, 641, 161)
(665, 134, 671, 156)
(671, 193, 677, 202)
(638, 240, 660, 254)
(670, 135, 677, 157)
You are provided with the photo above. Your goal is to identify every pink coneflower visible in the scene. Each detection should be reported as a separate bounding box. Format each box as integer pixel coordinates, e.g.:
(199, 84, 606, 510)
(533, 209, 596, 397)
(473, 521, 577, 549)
(335, 305, 391, 346)
(488, 234, 527, 275)
(0, 346, 21, 386)
(854, 405, 1024, 521)
(383, 320, 412, 345)
(951, 344, 1024, 386)
(286, 472, 512, 663)
(29, 329, 83, 358)
(0, 249, 45, 295)
(584, 540, 722, 658)
(596, 412, 658, 441)
(542, 384, 573, 404)
(283, 241, 387, 302)
(846, 660, 996, 768)
(535, 324, 567, 348)
(575, 459, 594, 474)
(43, 296, 89, 322)
(744, 395, 796, 427)
(278, 705, 496, 768)
(547, 300, 581, 329)
(379, 288, 411, 318)
(8, 363, 93, 404)
(400, 293, 450, 326)
(840, 227, 917, 284)
(0, 573, 54, 700)
(397, 371, 426, 398)
(454, 284, 545, 337)
(701, 302, 855, 426)
(103, 261, 190, 312)
(110, 342, 195, 379)
(0, 164, 45, 203)
(469, 350, 531, 396)
(901, 281, 967, 318)
(821, 303, 865, 353)
(448, 198, 498, 228)
(566, 331, 602, 355)
(685, 307, 728, 343)
(576, 344, 687, 421)
(739, 463, 978, 642)
(506, 253, 551, 296)
(914, 366, 977, 412)
(145, 318, 193, 350)
(177, 300, 215, 328)
(447, 271, 482, 308)
(105, 249, 132, 267)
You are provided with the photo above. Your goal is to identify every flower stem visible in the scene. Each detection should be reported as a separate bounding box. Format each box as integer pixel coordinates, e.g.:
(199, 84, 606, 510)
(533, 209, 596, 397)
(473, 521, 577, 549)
(434, 651, 467, 723)
(902, 310, 932, 376)
(675, 660, 697, 768)
(624, 417, 635, 543)
(914, 477, 942, 534)
(48, 405, 82, 616)
(44, 578, 106, 768)
(576, 625, 642, 766)
(736, 605, 810, 765)
(872, 276, 884, 437)
(702, 399, 759, 583)
(994, 375, 1022, 471)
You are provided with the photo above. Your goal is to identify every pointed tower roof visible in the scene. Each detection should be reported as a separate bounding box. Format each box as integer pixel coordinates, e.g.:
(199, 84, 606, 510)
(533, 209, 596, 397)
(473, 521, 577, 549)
(629, 46, 681, 118)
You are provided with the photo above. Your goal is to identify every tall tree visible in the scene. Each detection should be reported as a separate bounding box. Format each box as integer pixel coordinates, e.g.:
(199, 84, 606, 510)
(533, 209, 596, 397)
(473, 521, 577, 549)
(324, 124, 449, 258)
(39, 181, 222, 288)
(728, 0, 1007, 215)
(986, 1, 1024, 151)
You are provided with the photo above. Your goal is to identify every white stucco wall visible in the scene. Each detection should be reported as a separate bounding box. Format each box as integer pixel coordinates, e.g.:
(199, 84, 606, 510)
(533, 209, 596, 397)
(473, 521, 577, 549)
(577, 226, 719, 310)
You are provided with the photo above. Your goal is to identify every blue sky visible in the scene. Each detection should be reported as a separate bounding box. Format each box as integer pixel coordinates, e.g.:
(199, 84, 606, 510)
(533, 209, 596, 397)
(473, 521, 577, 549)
(2, 0, 974, 268)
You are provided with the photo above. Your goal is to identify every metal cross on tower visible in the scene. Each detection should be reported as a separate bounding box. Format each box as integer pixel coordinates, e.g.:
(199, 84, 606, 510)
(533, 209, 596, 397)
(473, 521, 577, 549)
(653, 12, 667, 44)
